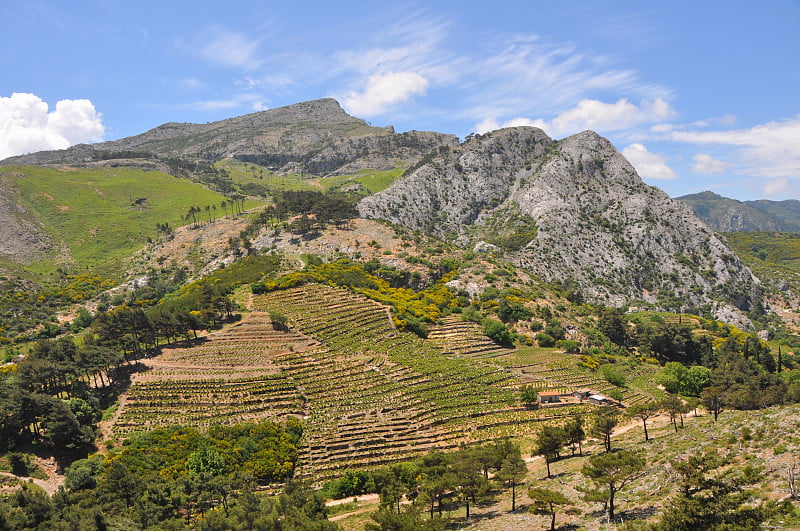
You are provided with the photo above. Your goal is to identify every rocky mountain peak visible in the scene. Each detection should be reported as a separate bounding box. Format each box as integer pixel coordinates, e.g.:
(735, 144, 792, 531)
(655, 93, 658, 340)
(360, 126, 761, 325)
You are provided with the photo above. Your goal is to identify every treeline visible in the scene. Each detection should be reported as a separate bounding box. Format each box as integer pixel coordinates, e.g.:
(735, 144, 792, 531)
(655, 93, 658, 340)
(0, 337, 119, 451)
(597, 308, 799, 412)
(322, 439, 528, 526)
(0, 421, 333, 530)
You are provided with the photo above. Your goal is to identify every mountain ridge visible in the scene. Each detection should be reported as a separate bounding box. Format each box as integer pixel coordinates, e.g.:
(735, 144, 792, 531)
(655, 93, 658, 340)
(677, 191, 800, 233)
(1, 98, 458, 177)
(359, 126, 761, 325)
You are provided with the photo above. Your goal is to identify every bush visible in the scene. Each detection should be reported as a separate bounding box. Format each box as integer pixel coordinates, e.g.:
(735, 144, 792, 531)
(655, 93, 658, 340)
(600, 365, 626, 387)
(402, 315, 429, 339)
(556, 339, 581, 353)
(483, 319, 515, 346)
(535, 333, 555, 348)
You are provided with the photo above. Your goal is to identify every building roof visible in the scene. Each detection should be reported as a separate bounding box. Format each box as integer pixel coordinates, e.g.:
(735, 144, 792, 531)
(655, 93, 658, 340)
(538, 390, 562, 396)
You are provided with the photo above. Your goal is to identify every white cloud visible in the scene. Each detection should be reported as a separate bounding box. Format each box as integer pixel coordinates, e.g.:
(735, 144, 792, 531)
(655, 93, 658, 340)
(184, 92, 268, 112)
(692, 153, 728, 174)
(764, 177, 789, 197)
(621, 143, 677, 180)
(668, 116, 800, 178)
(474, 98, 674, 138)
(474, 116, 545, 135)
(195, 27, 262, 69)
(0, 92, 104, 160)
(462, 35, 671, 127)
(341, 71, 429, 116)
(546, 98, 673, 137)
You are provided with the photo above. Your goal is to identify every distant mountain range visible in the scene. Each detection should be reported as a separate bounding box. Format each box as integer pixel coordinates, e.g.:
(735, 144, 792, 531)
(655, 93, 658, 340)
(676, 191, 800, 233)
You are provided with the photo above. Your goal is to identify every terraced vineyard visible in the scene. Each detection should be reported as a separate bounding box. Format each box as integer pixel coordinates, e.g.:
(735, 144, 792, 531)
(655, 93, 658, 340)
(427, 315, 514, 358)
(110, 284, 656, 479)
(495, 346, 659, 405)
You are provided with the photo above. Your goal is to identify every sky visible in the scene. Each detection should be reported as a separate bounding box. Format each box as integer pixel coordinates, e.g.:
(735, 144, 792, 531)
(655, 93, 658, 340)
(1, 0, 799, 201)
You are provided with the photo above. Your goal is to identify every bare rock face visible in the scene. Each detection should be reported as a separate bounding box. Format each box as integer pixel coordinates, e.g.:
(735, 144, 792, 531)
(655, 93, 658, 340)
(0, 181, 52, 262)
(359, 127, 762, 324)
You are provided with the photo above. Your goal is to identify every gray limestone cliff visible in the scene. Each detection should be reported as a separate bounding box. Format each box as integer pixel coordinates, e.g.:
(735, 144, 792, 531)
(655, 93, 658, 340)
(359, 127, 762, 324)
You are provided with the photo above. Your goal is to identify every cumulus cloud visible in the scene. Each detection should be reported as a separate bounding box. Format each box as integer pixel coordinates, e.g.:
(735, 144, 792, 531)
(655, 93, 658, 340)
(0, 92, 104, 160)
(475, 98, 674, 138)
(692, 153, 728, 174)
(668, 116, 800, 178)
(621, 143, 677, 180)
(341, 71, 429, 116)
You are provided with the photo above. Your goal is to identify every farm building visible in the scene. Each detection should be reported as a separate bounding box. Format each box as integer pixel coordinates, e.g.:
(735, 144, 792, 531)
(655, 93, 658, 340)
(574, 388, 593, 401)
(538, 390, 562, 404)
(587, 394, 613, 405)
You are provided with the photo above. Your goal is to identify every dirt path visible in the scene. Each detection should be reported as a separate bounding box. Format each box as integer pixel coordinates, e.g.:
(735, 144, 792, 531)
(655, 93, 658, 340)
(326, 493, 381, 507)
(0, 454, 65, 496)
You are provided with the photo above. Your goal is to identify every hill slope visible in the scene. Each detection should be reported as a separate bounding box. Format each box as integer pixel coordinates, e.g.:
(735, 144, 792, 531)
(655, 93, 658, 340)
(0, 164, 233, 278)
(677, 191, 800, 232)
(359, 127, 761, 324)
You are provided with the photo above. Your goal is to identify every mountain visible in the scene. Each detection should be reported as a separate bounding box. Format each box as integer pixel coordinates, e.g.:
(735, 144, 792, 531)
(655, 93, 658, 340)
(0, 99, 765, 324)
(677, 191, 800, 232)
(1, 98, 458, 177)
(359, 127, 761, 323)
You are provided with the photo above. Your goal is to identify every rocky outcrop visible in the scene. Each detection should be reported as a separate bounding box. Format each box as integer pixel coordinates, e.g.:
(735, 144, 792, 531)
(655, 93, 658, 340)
(0, 177, 53, 263)
(359, 127, 762, 324)
(1, 99, 458, 177)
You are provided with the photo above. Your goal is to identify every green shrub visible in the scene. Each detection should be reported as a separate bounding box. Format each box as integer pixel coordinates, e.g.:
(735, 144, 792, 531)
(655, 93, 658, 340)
(535, 333, 555, 348)
(483, 319, 515, 346)
(600, 365, 626, 387)
(556, 339, 581, 353)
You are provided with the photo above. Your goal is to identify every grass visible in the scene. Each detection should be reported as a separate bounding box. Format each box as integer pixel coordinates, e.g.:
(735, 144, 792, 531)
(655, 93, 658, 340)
(316, 168, 405, 194)
(725, 231, 800, 295)
(1, 165, 260, 280)
(215, 160, 317, 193)
(216, 160, 405, 195)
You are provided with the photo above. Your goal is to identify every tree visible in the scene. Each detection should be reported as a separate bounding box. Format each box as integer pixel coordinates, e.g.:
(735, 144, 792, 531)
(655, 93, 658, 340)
(700, 385, 726, 421)
(581, 449, 645, 522)
(563, 414, 585, 456)
(269, 311, 289, 331)
(520, 385, 539, 408)
(590, 406, 619, 452)
(497, 298, 533, 323)
(528, 487, 571, 531)
(495, 445, 527, 512)
(533, 426, 567, 478)
(452, 451, 488, 520)
(597, 307, 628, 347)
(654, 449, 767, 530)
(627, 400, 660, 442)
(483, 319, 514, 346)
(661, 393, 686, 432)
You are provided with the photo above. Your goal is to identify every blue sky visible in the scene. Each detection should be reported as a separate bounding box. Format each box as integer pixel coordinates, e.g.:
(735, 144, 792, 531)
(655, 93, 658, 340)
(1, 1, 799, 201)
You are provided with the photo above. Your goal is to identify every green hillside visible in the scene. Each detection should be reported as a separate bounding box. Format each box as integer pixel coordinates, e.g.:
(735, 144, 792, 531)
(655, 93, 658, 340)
(724, 231, 800, 299)
(1, 165, 255, 279)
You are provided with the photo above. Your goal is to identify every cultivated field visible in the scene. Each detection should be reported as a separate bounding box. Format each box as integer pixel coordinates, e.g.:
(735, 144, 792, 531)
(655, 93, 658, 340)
(109, 284, 655, 479)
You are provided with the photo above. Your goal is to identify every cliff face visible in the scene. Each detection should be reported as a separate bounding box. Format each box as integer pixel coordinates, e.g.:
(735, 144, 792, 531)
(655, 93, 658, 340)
(1, 99, 458, 177)
(359, 127, 762, 323)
